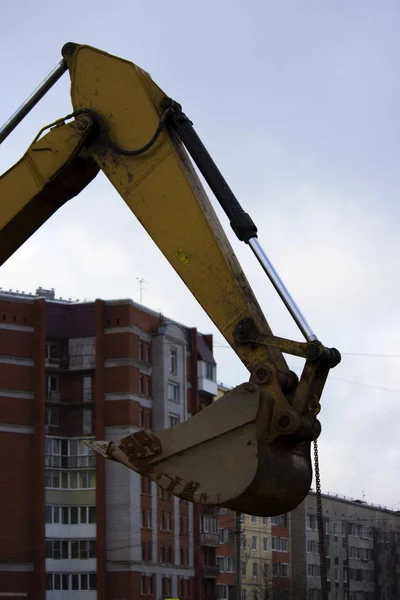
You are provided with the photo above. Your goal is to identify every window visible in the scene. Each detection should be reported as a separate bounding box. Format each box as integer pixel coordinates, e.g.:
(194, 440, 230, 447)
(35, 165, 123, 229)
(271, 514, 288, 527)
(159, 487, 172, 500)
(45, 540, 95, 559)
(166, 512, 172, 531)
(263, 537, 268, 551)
(263, 563, 269, 578)
(217, 584, 228, 599)
(219, 528, 229, 544)
(141, 509, 146, 528)
(279, 563, 289, 577)
(46, 407, 59, 427)
(168, 381, 180, 402)
(263, 517, 268, 526)
(170, 347, 177, 374)
(200, 516, 218, 533)
(218, 557, 235, 572)
(45, 470, 96, 489)
(82, 376, 92, 402)
(242, 591, 247, 600)
(205, 362, 216, 381)
(162, 576, 172, 597)
(169, 413, 180, 428)
(145, 407, 152, 428)
(141, 477, 152, 496)
(45, 506, 53, 523)
(272, 536, 288, 551)
(139, 374, 150, 396)
(251, 515, 257, 524)
(46, 342, 59, 360)
(181, 516, 188, 534)
(252, 562, 258, 578)
(241, 561, 246, 576)
(82, 409, 92, 434)
(47, 375, 59, 393)
(45, 437, 95, 469)
(307, 539, 318, 553)
(138, 341, 150, 362)
(252, 536, 257, 550)
(307, 515, 319, 530)
(307, 564, 320, 577)
(45, 505, 95, 525)
(46, 573, 97, 591)
(147, 509, 152, 529)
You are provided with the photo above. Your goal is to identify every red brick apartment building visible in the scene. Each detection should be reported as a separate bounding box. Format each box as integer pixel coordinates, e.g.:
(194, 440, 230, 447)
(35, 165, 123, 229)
(0, 287, 223, 600)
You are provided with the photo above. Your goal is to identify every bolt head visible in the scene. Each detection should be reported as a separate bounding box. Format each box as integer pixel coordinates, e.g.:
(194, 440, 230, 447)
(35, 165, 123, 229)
(278, 415, 290, 430)
(256, 367, 270, 383)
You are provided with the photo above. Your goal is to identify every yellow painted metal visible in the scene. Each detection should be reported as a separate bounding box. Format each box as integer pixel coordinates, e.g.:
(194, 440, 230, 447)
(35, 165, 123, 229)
(64, 44, 289, 376)
(0, 120, 97, 265)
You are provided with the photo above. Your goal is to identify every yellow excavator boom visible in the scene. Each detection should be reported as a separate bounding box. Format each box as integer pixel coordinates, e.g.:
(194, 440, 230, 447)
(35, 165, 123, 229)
(0, 43, 340, 516)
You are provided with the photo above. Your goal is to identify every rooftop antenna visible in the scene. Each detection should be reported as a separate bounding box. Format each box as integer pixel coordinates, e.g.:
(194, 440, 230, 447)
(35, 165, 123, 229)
(136, 277, 149, 305)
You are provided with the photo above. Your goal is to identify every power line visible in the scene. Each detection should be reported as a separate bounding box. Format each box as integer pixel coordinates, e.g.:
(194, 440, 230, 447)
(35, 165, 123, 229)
(213, 343, 400, 359)
(286, 364, 400, 396)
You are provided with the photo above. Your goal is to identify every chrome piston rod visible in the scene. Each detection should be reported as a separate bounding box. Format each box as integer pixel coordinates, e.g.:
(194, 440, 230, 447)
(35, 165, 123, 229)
(248, 237, 317, 342)
(0, 59, 67, 144)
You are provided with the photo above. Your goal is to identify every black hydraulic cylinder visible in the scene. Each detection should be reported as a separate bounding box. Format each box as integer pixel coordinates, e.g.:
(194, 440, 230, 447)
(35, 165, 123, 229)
(162, 98, 258, 243)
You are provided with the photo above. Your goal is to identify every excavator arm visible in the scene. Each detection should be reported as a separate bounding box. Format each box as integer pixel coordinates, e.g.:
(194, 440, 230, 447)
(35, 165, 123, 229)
(0, 43, 340, 516)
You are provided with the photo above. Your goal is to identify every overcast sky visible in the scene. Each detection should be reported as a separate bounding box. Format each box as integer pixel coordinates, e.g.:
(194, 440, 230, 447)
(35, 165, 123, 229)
(1, 0, 400, 510)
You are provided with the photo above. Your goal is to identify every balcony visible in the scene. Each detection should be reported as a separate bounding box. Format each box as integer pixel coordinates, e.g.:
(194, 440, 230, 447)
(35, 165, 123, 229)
(202, 565, 220, 578)
(200, 533, 220, 547)
(69, 355, 95, 369)
(47, 391, 61, 402)
(198, 376, 218, 396)
(198, 361, 218, 396)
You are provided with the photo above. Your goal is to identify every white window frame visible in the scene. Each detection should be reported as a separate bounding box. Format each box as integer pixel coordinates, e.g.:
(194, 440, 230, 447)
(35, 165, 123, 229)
(169, 413, 180, 428)
(170, 347, 177, 374)
(168, 381, 180, 402)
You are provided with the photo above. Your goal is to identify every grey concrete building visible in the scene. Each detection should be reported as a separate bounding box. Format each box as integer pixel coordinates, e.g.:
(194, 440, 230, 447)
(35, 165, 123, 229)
(291, 491, 400, 600)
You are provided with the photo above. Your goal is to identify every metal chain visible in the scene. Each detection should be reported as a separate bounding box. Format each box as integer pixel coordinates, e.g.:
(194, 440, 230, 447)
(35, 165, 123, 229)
(313, 439, 329, 600)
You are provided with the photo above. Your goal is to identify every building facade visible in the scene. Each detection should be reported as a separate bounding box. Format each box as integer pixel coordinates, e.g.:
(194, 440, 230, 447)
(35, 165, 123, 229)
(0, 287, 219, 599)
(292, 491, 400, 600)
(216, 509, 237, 600)
(240, 513, 291, 600)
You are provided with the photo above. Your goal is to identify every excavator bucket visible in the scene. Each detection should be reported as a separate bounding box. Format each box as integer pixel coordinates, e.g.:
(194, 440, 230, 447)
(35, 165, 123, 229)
(84, 383, 312, 517)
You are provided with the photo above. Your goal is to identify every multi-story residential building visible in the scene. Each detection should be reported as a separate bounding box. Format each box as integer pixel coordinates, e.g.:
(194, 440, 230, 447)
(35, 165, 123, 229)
(240, 512, 272, 599)
(216, 509, 237, 600)
(0, 287, 219, 599)
(291, 491, 400, 600)
(240, 513, 291, 600)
